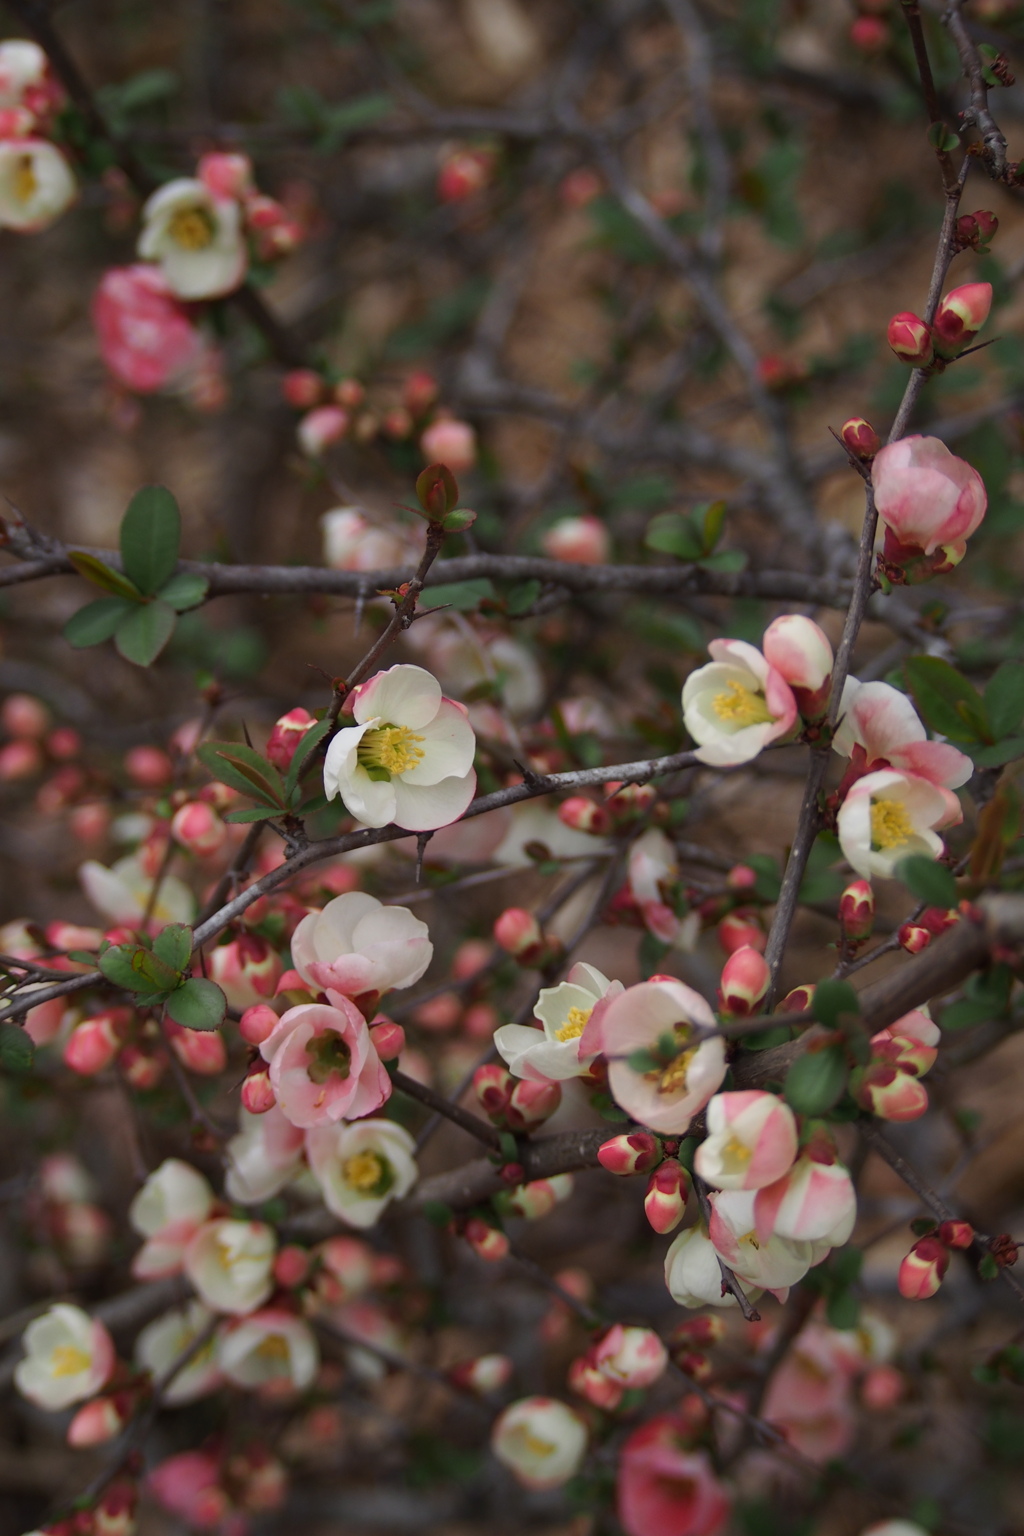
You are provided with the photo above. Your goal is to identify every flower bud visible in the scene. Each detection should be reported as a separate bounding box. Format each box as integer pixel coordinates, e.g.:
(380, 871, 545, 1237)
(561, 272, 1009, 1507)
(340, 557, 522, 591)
(170, 801, 227, 859)
(840, 417, 881, 460)
(117, 1043, 166, 1091)
(667, 1315, 727, 1349)
(369, 1019, 405, 1061)
(727, 864, 757, 891)
(208, 933, 282, 1009)
(124, 745, 173, 787)
(505, 1178, 560, 1219)
(67, 1393, 129, 1447)
(541, 514, 610, 565)
(602, 781, 657, 818)
(860, 1362, 905, 1409)
(298, 405, 348, 457)
(852, 1061, 928, 1121)
(437, 147, 494, 203)
(1, 693, 49, 738)
(333, 378, 365, 409)
(494, 906, 543, 961)
(717, 945, 770, 1017)
(887, 311, 934, 367)
(63, 1012, 128, 1075)
(167, 1024, 227, 1076)
(937, 1219, 974, 1249)
(473, 1063, 513, 1122)
(850, 15, 890, 49)
(898, 921, 931, 954)
(70, 802, 111, 845)
(93, 1478, 138, 1536)
(898, 1235, 949, 1298)
(240, 1060, 276, 1113)
(762, 614, 834, 716)
(318, 1235, 374, 1296)
(558, 796, 610, 835)
(239, 1004, 279, 1046)
(0, 739, 43, 779)
(568, 1352, 624, 1409)
(932, 281, 992, 353)
(717, 909, 766, 955)
(506, 1078, 562, 1130)
(402, 371, 439, 416)
(956, 209, 997, 252)
(382, 407, 412, 439)
(592, 1324, 668, 1389)
(420, 415, 477, 474)
(597, 1131, 661, 1176)
(281, 369, 324, 409)
(198, 151, 252, 199)
(463, 1218, 509, 1262)
(448, 1353, 513, 1395)
(48, 726, 81, 760)
(840, 878, 875, 941)
(644, 1159, 690, 1234)
(273, 1245, 311, 1288)
(265, 707, 316, 770)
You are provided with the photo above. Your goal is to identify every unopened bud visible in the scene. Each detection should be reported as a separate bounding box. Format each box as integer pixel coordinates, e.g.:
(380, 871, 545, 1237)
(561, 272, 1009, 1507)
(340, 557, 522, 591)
(852, 1061, 928, 1122)
(840, 878, 875, 941)
(166, 1023, 227, 1076)
(727, 864, 758, 891)
(1, 693, 49, 738)
(898, 1235, 949, 1299)
(558, 796, 610, 835)
(63, 1011, 128, 1075)
(448, 1353, 513, 1395)
(369, 1018, 405, 1060)
(463, 1218, 509, 1262)
(240, 1060, 276, 1113)
(420, 416, 476, 474)
(840, 418, 881, 460)
(67, 1394, 129, 1447)
(265, 707, 316, 770)
(887, 311, 934, 367)
(898, 922, 932, 954)
(117, 1043, 166, 1091)
(239, 1004, 279, 1046)
(668, 1315, 727, 1349)
(298, 405, 348, 457)
(318, 1235, 374, 1296)
(170, 801, 227, 858)
(281, 369, 325, 409)
(568, 1352, 624, 1409)
(933, 281, 992, 354)
(473, 1063, 512, 1122)
(333, 378, 365, 409)
(850, 14, 890, 49)
(937, 1219, 974, 1249)
(717, 945, 770, 1018)
(597, 1131, 661, 1176)
(494, 906, 543, 961)
(124, 745, 173, 787)
(717, 909, 766, 956)
(506, 1078, 562, 1130)
(603, 781, 656, 818)
(402, 371, 439, 416)
(644, 1159, 690, 1234)
(274, 1245, 311, 1288)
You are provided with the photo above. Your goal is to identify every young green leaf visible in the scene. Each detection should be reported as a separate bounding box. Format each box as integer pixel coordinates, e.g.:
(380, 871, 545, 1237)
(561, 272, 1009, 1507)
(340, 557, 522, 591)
(223, 806, 284, 824)
(698, 549, 747, 572)
(416, 463, 459, 518)
(131, 946, 182, 993)
(644, 511, 703, 561)
(700, 500, 727, 552)
(784, 1044, 848, 1115)
(64, 596, 134, 648)
(811, 979, 860, 1031)
(98, 945, 149, 991)
(152, 923, 193, 973)
(505, 579, 542, 616)
(120, 484, 182, 595)
(0, 1022, 33, 1073)
(284, 717, 334, 801)
(984, 661, 1024, 740)
(165, 976, 226, 1031)
(158, 571, 209, 612)
(114, 599, 177, 667)
(195, 742, 287, 808)
(970, 736, 1024, 769)
(896, 854, 957, 909)
(68, 551, 144, 604)
(442, 508, 477, 533)
(904, 656, 991, 744)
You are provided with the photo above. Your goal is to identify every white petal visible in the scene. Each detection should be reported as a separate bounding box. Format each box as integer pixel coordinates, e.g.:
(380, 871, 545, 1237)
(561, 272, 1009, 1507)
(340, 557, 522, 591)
(390, 769, 476, 831)
(352, 665, 442, 729)
(397, 699, 476, 785)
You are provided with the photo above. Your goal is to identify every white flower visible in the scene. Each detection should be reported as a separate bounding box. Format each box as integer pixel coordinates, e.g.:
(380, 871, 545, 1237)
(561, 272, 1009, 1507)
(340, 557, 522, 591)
(225, 1106, 305, 1205)
(682, 638, 798, 767)
(79, 852, 195, 928)
(323, 664, 476, 831)
(306, 1118, 417, 1228)
(291, 891, 432, 999)
(15, 1303, 115, 1410)
(836, 767, 962, 880)
(134, 1302, 221, 1404)
(138, 177, 247, 300)
(0, 139, 76, 233)
(183, 1219, 276, 1315)
(0, 41, 47, 109)
(664, 1223, 757, 1310)
(130, 1158, 214, 1237)
(321, 508, 408, 571)
(217, 1309, 320, 1391)
(494, 962, 622, 1081)
(600, 978, 726, 1135)
(708, 1189, 817, 1292)
(491, 1396, 588, 1490)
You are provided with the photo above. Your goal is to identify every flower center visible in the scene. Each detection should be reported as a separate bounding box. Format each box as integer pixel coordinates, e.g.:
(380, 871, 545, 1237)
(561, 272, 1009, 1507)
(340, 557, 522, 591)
(341, 1149, 394, 1197)
(13, 154, 36, 203)
(721, 1134, 752, 1170)
(507, 1425, 556, 1460)
(305, 1028, 352, 1086)
(711, 681, 772, 727)
(50, 1344, 90, 1377)
(357, 722, 426, 782)
(168, 205, 216, 250)
(255, 1334, 291, 1363)
(555, 1005, 592, 1042)
(655, 1026, 698, 1095)
(870, 797, 914, 851)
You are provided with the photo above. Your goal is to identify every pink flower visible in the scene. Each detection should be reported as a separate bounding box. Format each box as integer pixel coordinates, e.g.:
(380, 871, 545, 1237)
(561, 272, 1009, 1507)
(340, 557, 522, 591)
(15, 1303, 116, 1411)
(291, 891, 432, 1001)
(598, 978, 725, 1135)
(694, 1090, 798, 1191)
(617, 1416, 731, 1536)
(836, 767, 962, 881)
(762, 614, 834, 717)
(754, 1153, 857, 1244)
(708, 1189, 818, 1291)
(93, 266, 206, 393)
(148, 1451, 227, 1529)
(592, 1325, 668, 1389)
(761, 1323, 857, 1461)
(682, 638, 798, 766)
(207, 933, 283, 1010)
(491, 1397, 587, 1489)
(872, 435, 986, 557)
(225, 1106, 305, 1204)
(833, 678, 973, 790)
(419, 416, 476, 473)
(298, 404, 348, 456)
(259, 994, 391, 1129)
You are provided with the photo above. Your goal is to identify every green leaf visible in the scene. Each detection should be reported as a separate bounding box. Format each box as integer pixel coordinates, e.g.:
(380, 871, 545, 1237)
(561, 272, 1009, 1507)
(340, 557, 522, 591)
(284, 717, 334, 801)
(68, 551, 144, 603)
(115, 599, 177, 667)
(64, 596, 134, 648)
(98, 945, 148, 991)
(165, 977, 226, 1031)
(416, 463, 459, 517)
(812, 980, 860, 1031)
(896, 854, 957, 909)
(927, 121, 960, 153)
(195, 742, 287, 808)
(505, 580, 541, 616)
(152, 923, 193, 973)
(442, 508, 477, 533)
(223, 806, 284, 824)
(825, 1287, 860, 1330)
(904, 656, 990, 744)
(131, 946, 182, 993)
(784, 1045, 848, 1115)
(158, 570, 208, 612)
(645, 510, 703, 561)
(421, 579, 495, 612)
(0, 1022, 33, 1072)
(984, 661, 1024, 739)
(421, 1200, 455, 1227)
(970, 736, 1024, 768)
(120, 485, 182, 595)
(701, 500, 726, 552)
(698, 549, 747, 572)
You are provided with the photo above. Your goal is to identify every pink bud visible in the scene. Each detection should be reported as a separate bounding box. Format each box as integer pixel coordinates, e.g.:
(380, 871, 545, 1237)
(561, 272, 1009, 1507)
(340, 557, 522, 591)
(281, 369, 325, 408)
(591, 1323, 669, 1389)
(762, 614, 834, 712)
(473, 1063, 512, 1122)
(94, 1478, 138, 1536)
(403, 371, 439, 416)
(850, 15, 890, 50)
(898, 922, 932, 954)
(840, 417, 881, 460)
(420, 416, 476, 474)
(888, 312, 934, 367)
(727, 864, 758, 890)
(558, 797, 610, 834)
(298, 405, 348, 456)
(717, 945, 770, 1018)
(597, 1132, 661, 1176)
(861, 1363, 905, 1409)
(668, 1315, 726, 1348)
(506, 1178, 560, 1219)
(717, 909, 766, 955)
(318, 1235, 374, 1295)
(494, 906, 543, 960)
(63, 1012, 128, 1075)
(0, 739, 42, 780)
(957, 209, 997, 251)
(67, 1394, 128, 1447)
(412, 992, 461, 1031)
(118, 1043, 166, 1090)
(46, 920, 102, 952)
(644, 1159, 690, 1234)
(437, 147, 494, 202)
(932, 281, 992, 353)
(937, 1219, 974, 1249)
(70, 802, 111, 845)
(274, 1245, 311, 1288)
(920, 905, 961, 936)
(777, 983, 815, 1016)
(1, 693, 49, 738)
(167, 1024, 227, 1076)
(852, 1061, 928, 1121)
(382, 407, 412, 439)
(541, 514, 610, 565)
(898, 1235, 949, 1298)
(464, 1001, 500, 1039)
(208, 933, 282, 1009)
(198, 151, 252, 199)
(560, 167, 603, 207)
(240, 1060, 276, 1113)
(840, 878, 875, 941)
(507, 1078, 562, 1130)
(452, 938, 492, 979)
(239, 1004, 280, 1045)
(48, 726, 82, 759)
(170, 801, 227, 858)
(463, 1218, 509, 1262)
(449, 1354, 513, 1394)
(265, 707, 316, 770)
(567, 1353, 624, 1409)
(369, 1018, 405, 1061)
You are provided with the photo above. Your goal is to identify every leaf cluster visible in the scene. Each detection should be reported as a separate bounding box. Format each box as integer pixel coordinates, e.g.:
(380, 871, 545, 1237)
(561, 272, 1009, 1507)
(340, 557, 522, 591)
(98, 924, 225, 1030)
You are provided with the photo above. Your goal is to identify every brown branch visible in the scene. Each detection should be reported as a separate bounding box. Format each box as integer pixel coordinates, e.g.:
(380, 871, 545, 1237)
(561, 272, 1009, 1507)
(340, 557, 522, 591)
(900, 0, 960, 192)
(942, 0, 1009, 177)
(390, 1068, 502, 1152)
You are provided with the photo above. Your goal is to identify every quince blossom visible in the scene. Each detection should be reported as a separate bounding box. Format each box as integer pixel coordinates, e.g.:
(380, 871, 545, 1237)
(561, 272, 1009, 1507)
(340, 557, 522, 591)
(494, 961, 622, 1081)
(491, 1396, 588, 1490)
(79, 852, 194, 928)
(138, 177, 247, 300)
(129, 1158, 215, 1280)
(694, 1090, 798, 1191)
(323, 663, 476, 831)
(225, 1106, 305, 1205)
(259, 995, 391, 1130)
(183, 1218, 276, 1315)
(217, 1309, 320, 1391)
(682, 638, 797, 766)
(0, 40, 48, 113)
(321, 507, 409, 571)
(708, 1189, 821, 1292)
(836, 767, 962, 880)
(833, 678, 972, 790)
(92, 266, 207, 394)
(0, 138, 75, 232)
(600, 977, 725, 1134)
(753, 1153, 857, 1244)
(591, 1325, 668, 1389)
(291, 891, 432, 1001)
(306, 1117, 417, 1228)
(665, 1222, 761, 1310)
(15, 1303, 115, 1410)
(872, 434, 986, 563)
(617, 1417, 731, 1536)
(134, 1302, 222, 1404)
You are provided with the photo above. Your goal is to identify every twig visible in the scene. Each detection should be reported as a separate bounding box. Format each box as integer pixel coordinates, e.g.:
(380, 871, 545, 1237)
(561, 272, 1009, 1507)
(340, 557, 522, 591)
(390, 1068, 502, 1152)
(693, 1173, 761, 1321)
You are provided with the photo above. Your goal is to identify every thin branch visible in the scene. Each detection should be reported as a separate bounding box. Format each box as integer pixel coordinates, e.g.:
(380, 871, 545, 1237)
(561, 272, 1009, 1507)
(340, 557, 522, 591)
(390, 1068, 502, 1152)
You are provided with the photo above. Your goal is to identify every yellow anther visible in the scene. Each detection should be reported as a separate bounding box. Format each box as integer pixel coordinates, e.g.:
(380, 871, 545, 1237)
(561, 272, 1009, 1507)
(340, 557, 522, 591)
(711, 681, 773, 727)
(358, 723, 426, 779)
(168, 206, 215, 250)
(555, 1005, 592, 1042)
(870, 797, 915, 851)
(51, 1344, 90, 1378)
(14, 155, 36, 203)
(255, 1334, 291, 1362)
(342, 1150, 387, 1192)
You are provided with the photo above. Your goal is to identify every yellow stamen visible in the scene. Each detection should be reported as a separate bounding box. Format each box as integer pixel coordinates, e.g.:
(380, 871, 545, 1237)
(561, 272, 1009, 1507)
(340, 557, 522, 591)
(255, 1334, 291, 1363)
(507, 1425, 555, 1459)
(870, 797, 915, 851)
(51, 1344, 90, 1378)
(659, 1045, 697, 1094)
(357, 722, 426, 779)
(711, 681, 772, 727)
(342, 1150, 387, 1192)
(555, 1004, 592, 1042)
(168, 205, 215, 251)
(14, 155, 36, 203)
(721, 1134, 752, 1168)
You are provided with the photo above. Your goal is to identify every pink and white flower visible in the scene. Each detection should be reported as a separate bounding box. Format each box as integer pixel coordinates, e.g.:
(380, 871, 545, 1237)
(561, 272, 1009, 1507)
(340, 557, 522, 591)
(708, 1189, 818, 1291)
(0, 138, 75, 232)
(836, 767, 962, 880)
(134, 1301, 222, 1404)
(217, 1309, 320, 1391)
(762, 614, 834, 717)
(225, 1105, 305, 1204)
(833, 679, 973, 790)
(138, 177, 247, 300)
(541, 514, 610, 565)
(129, 1158, 215, 1279)
(617, 1416, 731, 1536)
(0, 41, 48, 114)
(259, 995, 391, 1129)
(291, 891, 432, 1001)
(872, 435, 986, 558)
(306, 1117, 417, 1227)
(665, 1223, 760, 1309)
(183, 1219, 276, 1315)
(591, 1325, 668, 1389)
(682, 639, 797, 766)
(494, 961, 622, 1081)
(15, 1303, 115, 1410)
(324, 664, 476, 831)
(491, 1396, 588, 1490)
(628, 828, 692, 945)
(694, 1090, 798, 1191)
(871, 1008, 939, 1077)
(598, 978, 725, 1135)
(79, 852, 194, 928)
(753, 1154, 857, 1244)
(321, 507, 409, 571)
(92, 266, 206, 394)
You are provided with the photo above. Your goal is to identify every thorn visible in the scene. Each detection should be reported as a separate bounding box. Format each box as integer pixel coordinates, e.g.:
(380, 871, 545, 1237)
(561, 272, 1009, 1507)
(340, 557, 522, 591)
(415, 831, 433, 884)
